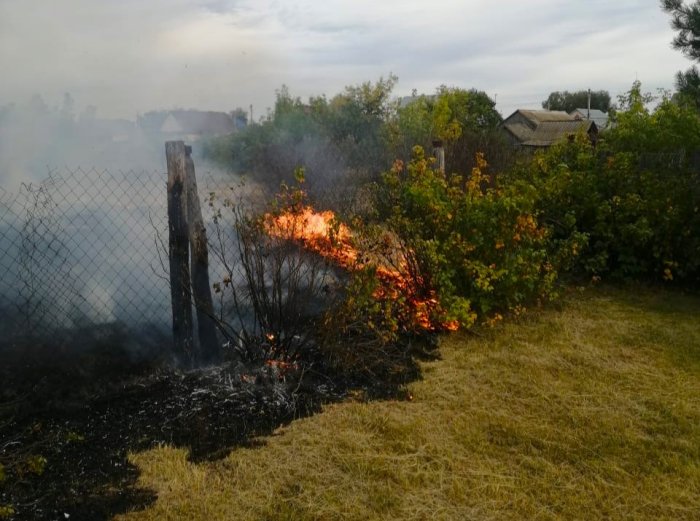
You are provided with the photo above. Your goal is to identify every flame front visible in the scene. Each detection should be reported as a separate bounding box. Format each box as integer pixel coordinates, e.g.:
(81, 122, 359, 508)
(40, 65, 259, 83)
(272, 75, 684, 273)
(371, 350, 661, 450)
(267, 207, 356, 266)
(266, 206, 458, 332)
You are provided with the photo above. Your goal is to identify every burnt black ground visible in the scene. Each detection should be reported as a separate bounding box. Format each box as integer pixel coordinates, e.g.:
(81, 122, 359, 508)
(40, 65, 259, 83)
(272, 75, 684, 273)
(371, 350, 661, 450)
(0, 339, 419, 521)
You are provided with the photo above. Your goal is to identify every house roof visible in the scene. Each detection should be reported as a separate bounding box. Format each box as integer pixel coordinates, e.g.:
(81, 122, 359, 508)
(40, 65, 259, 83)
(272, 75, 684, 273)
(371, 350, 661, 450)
(164, 110, 235, 135)
(139, 109, 235, 135)
(514, 109, 573, 124)
(570, 108, 609, 128)
(520, 120, 597, 147)
(502, 111, 597, 147)
(502, 121, 533, 143)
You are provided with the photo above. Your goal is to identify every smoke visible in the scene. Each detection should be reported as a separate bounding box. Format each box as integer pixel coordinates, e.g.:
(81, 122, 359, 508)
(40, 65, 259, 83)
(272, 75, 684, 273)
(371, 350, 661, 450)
(0, 94, 167, 188)
(0, 93, 249, 356)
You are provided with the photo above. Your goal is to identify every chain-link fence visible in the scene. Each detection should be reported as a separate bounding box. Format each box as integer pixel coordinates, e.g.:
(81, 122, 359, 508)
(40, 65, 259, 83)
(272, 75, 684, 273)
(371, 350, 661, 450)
(0, 167, 173, 348)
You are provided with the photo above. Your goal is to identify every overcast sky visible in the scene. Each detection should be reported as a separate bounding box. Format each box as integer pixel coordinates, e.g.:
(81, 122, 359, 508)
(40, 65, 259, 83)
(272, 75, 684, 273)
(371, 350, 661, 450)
(0, 0, 693, 120)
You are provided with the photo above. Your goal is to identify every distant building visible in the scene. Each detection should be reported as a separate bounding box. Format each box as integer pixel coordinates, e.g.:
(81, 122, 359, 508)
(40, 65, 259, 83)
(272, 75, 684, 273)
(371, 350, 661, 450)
(570, 108, 609, 129)
(138, 110, 236, 142)
(398, 94, 436, 108)
(231, 111, 248, 130)
(501, 109, 598, 148)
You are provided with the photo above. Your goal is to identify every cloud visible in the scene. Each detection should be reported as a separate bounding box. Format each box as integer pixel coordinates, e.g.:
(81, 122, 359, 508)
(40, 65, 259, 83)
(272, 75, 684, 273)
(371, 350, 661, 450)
(0, 0, 691, 121)
(0, 0, 286, 117)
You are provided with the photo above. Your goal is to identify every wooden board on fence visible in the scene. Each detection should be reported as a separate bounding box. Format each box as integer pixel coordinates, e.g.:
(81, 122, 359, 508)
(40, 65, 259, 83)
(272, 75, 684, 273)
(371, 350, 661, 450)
(165, 141, 194, 365)
(185, 152, 220, 363)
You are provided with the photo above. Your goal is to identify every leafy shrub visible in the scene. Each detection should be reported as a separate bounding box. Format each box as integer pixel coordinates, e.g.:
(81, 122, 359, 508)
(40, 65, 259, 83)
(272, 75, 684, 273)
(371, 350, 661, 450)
(373, 146, 560, 329)
(22, 455, 47, 477)
(1, 453, 13, 518)
(506, 87, 700, 286)
(202, 79, 397, 199)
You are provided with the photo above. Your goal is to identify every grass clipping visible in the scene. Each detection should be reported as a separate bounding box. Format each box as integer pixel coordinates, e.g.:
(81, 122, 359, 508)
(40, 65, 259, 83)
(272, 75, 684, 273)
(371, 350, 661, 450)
(118, 286, 700, 521)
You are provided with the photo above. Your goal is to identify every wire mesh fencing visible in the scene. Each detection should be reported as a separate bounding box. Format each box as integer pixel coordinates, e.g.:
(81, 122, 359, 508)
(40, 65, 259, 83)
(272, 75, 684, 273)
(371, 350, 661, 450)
(0, 167, 173, 348)
(0, 162, 267, 356)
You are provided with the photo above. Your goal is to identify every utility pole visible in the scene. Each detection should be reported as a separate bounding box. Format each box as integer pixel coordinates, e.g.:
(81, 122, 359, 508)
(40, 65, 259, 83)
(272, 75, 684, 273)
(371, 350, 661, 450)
(587, 88, 591, 120)
(249, 104, 254, 125)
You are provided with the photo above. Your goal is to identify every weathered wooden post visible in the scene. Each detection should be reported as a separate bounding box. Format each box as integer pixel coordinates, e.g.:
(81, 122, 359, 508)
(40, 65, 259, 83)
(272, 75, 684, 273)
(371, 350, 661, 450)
(166, 141, 194, 366)
(184, 149, 220, 363)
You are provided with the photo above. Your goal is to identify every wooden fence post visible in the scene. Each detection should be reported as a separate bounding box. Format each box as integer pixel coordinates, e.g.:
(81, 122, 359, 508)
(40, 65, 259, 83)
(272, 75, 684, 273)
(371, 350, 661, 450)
(432, 139, 445, 173)
(184, 148, 220, 363)
(166, 141, 194, 366)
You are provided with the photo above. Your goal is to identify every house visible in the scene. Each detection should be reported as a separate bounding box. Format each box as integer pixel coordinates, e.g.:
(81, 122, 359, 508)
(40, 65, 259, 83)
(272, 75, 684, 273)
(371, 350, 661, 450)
(137, 110, 236, 142)
(502, 109, 598, 148)
(570, 108, 609, 129)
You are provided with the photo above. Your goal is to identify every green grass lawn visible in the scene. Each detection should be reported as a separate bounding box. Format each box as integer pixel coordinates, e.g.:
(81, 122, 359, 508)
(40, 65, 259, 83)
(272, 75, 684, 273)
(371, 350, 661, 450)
(118, 286, 700, 520)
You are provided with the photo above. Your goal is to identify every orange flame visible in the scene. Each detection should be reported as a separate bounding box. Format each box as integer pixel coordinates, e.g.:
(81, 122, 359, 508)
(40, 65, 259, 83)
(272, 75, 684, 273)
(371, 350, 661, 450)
(266, 206, 459, 332)
(267, 207, 356, 265)
(264, 358, 297, 375)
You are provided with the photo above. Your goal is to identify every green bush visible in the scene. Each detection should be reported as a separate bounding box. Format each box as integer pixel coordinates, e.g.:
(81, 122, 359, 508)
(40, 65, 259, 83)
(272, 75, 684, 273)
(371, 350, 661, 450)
(506, 88, 700, 286)
(373, 147, 560, 329)
(0, 464, 13, 519)
(0, 505, 15, 520)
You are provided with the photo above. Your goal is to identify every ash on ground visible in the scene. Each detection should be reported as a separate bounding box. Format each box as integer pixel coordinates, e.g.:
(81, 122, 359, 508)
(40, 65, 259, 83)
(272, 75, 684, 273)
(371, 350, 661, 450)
(0, 337, 416, 521)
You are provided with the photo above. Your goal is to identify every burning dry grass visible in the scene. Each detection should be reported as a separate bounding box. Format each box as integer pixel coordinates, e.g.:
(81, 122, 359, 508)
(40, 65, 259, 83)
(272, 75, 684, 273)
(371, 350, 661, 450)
(118, 285, 700, 521)
(265, 205, 457, 332)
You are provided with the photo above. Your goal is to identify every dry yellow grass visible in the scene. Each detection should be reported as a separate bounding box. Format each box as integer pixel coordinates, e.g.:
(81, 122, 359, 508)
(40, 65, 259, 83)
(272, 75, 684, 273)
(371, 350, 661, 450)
(117, 286, 700, 520)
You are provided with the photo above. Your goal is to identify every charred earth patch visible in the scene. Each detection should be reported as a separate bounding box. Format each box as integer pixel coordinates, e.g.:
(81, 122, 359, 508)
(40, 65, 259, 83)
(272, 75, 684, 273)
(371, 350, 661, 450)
(0, 334, 418, 521)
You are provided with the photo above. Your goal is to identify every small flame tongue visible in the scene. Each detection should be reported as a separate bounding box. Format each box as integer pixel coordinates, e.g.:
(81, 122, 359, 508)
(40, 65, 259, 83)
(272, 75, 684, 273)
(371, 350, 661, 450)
(266, 206, 458, 332)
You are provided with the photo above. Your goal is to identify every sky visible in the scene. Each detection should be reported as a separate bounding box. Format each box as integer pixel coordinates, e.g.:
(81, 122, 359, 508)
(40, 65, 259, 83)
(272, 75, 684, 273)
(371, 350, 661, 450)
(0, 0, 694, 120)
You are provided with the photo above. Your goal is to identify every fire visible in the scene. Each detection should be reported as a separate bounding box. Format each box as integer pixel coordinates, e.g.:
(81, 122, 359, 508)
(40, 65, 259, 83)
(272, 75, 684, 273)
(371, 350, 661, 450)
(267, 207, 356, 266)
(264, 358, 297, 375)
(266, 206, 459, 332)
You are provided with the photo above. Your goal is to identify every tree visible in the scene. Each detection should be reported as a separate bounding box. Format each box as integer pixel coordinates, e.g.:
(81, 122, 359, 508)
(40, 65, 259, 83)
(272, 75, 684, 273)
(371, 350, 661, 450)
(608, 80, 700, 153)
(674, 66, 700, 109)
(662, 1, 700, 107)
(661, 0, 700, 60)
(433, 86, 502, 135)
(202, 77, 399, 201)
(230, 107, 248, 128)
(541, 90, 612, 113)
(336, 74, 398, 119)
(392, 87, 500, 145)
(432, 87, 507, 175)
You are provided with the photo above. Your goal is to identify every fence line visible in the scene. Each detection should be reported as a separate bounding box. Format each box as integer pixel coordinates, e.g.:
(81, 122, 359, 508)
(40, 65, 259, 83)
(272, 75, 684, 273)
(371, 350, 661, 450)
(0, 167, 173, 347)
